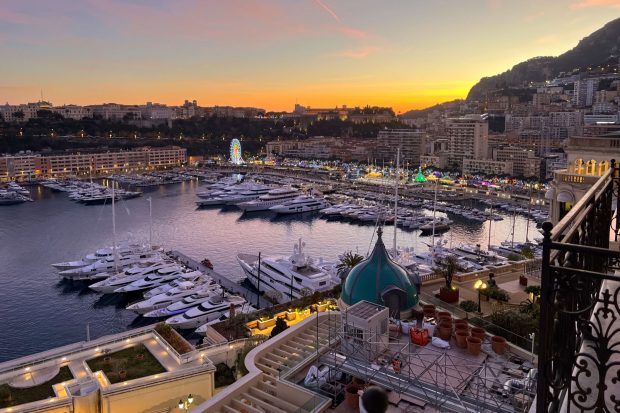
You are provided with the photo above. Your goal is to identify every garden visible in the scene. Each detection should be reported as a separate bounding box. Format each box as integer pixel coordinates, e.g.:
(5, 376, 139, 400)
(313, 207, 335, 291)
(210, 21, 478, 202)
(0, 366, 73, 408)
(86, 344, 166, 384)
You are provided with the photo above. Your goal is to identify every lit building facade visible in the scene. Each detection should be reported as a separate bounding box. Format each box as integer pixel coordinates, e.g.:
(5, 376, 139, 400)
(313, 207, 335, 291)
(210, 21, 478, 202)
(446, 115, 489, 169)
(376, 129, 426, 166)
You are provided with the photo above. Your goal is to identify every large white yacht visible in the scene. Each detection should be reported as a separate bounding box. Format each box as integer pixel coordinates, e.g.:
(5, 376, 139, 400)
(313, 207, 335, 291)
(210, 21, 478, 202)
(58, 251, 162, 279)
(237, 239, 339, 303)
(237, 187, 300, 212)
(143, 272, 208, 298)
(51, 243, 152, 271)
(269, 195, 330, 214)
(142, 285, 223, 318)
(196, 182, 269, 207)
(89, 262, 181, 293)
(126, 277, 215, 314)
(194, 304, 257, 335)
(114, 269, 201, 293)
(165, 293, 247, 329)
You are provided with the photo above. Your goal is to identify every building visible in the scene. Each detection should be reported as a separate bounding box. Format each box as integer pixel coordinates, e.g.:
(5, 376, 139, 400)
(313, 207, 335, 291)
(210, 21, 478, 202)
(492, 146, 541, 178)
(420, 153, 448, 169)
(0, 146, 186, 181)
(462, 158, 513, 176)
(446, 114, 489, 169)
(348, 107, 395, 124)
(0, 102, 52, 122)
(546, 134, 619, 223)
(376, 129, 426, 166)
(573, 78, 598, 107)
(0, 325, 215, 413)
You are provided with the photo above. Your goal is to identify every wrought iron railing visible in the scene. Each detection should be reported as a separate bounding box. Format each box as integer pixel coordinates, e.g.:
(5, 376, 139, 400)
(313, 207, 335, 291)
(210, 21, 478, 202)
(537, 160, 620, 412)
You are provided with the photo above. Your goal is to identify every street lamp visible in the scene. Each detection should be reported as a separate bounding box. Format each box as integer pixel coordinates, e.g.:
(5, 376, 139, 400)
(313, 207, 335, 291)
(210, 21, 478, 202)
(473, 279, 487, 313)
(178, 394, 194, 410)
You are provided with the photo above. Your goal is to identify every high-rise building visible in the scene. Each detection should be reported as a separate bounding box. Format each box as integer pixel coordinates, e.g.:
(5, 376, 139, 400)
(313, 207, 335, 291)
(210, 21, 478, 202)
(446, 114, 489, 169)
(376, 129, 426, 166)
(573, 78, 598, 107)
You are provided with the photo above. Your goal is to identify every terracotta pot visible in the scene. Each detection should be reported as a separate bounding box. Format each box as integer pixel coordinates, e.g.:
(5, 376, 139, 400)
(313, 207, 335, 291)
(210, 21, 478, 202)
(471, 327, 486, 340)
(118, 370, 127, 380)
(422, 305, 436, 319)
(439, 287, 459, 304)
(454, 323, 469, 335)
(352, 377, 366, 389)
(466, 336, 482, 356)
(455, 330, 469, 349)
(437, 311, 451, 321)
(454, 318, 468, 326)
(104, 356, 112, 364)
(422, 304, 436, 312)
(491, 336, 507, 355)
(438, 321, 453, 341)
(345, 384, 359, 409)
(519, 275, 528, 286)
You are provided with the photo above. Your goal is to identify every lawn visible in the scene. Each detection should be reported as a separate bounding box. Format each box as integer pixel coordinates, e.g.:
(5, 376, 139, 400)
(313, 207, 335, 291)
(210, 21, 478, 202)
(86, 344, 166, 384)
(0, 366, 73, 408)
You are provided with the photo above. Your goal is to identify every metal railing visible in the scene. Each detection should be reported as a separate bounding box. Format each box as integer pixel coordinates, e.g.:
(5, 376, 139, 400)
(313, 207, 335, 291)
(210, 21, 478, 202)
(537, 160, 620, 412)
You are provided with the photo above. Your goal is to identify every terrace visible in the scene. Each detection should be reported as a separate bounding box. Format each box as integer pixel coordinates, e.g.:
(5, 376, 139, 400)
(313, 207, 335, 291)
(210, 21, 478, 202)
(0, 324, 216, 413)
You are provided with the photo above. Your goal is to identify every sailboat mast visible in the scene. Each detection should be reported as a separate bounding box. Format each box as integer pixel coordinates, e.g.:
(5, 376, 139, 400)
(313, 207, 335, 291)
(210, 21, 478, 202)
(525, 186, 532, 243)
(148, 197, 153, 248)
(112, 181, 119, 272)
(487, 202, 493, 250)
(393, 147, 400, 253)
(431, 177, 439, 265)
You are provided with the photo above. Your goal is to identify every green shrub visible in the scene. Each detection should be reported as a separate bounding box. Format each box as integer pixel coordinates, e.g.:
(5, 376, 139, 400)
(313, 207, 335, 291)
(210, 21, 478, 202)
(214, 363, 235, 388)
(270, 317, 289, 338)
(459, 300, 478, 312)
(481, 286, 510, 302)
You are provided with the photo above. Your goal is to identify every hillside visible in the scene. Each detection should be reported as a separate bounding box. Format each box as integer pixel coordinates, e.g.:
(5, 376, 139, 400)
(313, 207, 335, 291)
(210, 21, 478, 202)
(467, 17, 620, 100)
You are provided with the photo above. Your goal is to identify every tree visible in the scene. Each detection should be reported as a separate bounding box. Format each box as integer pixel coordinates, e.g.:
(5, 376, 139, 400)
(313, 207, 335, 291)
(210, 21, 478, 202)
(270, 317, 289, 338)
(336, 251, 364, 282)
(520, 245, 535, 259)
(433, 255, 464, 290)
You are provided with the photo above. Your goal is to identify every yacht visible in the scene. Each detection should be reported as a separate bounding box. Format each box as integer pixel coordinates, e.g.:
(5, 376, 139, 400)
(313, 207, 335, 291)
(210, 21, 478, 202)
(126, 277, 215, 314)
(89, 262, 180, 293)
(58, 251, 162, 279)
(269, 195, 330, 214)
(143, 272, 208, 298)
(194, 304, 257, 335)
(165, 293, 247, 329)
(237, 239, 339, 303)
(142, 285, 224, 318)
(420, 217, 452, 235)
(0, 190, 32, 205)
(114, 269, 201, 293)
(52, 243, 154, 271)
(237, 187, 299, 212)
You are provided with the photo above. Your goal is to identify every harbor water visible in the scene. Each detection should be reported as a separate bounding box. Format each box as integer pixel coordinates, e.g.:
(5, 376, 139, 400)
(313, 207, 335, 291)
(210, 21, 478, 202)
(0, 179, 539, 362)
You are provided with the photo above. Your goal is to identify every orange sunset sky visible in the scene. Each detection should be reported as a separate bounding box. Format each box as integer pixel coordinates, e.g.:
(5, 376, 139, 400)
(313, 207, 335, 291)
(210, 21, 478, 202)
(0, 0, 618, 113)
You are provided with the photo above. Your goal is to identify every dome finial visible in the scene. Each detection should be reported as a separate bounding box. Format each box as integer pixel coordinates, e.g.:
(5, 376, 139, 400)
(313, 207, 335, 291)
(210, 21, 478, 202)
(377, 226, 383, 239)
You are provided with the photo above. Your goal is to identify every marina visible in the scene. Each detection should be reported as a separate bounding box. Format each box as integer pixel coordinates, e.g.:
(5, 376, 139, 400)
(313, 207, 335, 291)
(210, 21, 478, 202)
(0, 174, 541, 363)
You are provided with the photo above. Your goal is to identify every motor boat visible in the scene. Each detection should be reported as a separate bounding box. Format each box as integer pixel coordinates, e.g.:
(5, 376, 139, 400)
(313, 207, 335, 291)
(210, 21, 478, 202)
(126, 277, 215, 314)
(237, 187, 300, 212)
(114, 269, 202, 293)
(89, 262, 181, 293)
(269, 195, 330, 214)
(165, 294, 247, 329)
(194, 304, 257, 335)
(58, 251, 162, 279)
(142, 285, 223, 318)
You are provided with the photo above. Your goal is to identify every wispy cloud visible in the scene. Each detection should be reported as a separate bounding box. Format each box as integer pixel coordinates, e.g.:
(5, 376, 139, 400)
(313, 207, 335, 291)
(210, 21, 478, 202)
(333, 46, 379, 59)
(314, 0, 340, 22)
(571, 0, 620, 9)
(524, 11, 545, 22)
(338, 26, 368, 39)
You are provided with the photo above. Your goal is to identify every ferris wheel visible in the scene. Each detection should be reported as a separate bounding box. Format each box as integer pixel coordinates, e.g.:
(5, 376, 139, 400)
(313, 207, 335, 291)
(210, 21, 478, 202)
(230, 138, 243, 165)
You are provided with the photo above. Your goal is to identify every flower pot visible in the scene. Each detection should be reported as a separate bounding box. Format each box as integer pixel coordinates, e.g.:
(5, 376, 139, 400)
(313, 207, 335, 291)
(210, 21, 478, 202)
(455, 330, 469, 349)
(258, 318, 273, 330)
(454, 319, 468, 329)
(437, 311, 452, 321)
(286, 311, 296, 321)
(104, 356, 112, 364)
(519, 275, 528, 287)
(439, 287, 459, 304)
(438, 321, 453, 341)
(352, 377, 366, 389)
(454, 323, 469, 335)
(422, 305, 436, 319)
(118, 370, 127, 380)
(491, 336, 507, 355)
(135, 354, 145, 361)
(466, 336, 482, 356)
(345, 384, 360, 409)
(471, 327, 486, 341)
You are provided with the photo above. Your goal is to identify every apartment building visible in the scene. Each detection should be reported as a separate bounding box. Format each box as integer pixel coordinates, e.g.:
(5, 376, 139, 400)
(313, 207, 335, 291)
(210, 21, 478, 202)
(376, 129, 426, 165)
(445, 114, 489, 168)
(462, 158, 512, 176)
(492, 146, 541, 178)
(573, 78, 598, 107)
(0, 146, 186, 181)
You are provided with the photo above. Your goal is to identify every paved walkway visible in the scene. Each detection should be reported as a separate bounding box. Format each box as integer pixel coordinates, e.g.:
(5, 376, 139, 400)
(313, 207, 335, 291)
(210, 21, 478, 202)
(143, 338, 181, 372)
(9, 366, 60, 388)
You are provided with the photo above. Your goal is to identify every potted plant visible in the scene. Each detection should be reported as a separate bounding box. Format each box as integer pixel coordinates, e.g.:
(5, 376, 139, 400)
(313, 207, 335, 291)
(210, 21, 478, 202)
(337, 251, 364, 283)
(345, 383, 360, 408)
(519, 274, 528, 286)
(286, 309, 296, 321)
(258, 314, 272, 330)
(433, 256, 464, 304)
(102, 349, 112, 364)
(116, 362, 127, 380)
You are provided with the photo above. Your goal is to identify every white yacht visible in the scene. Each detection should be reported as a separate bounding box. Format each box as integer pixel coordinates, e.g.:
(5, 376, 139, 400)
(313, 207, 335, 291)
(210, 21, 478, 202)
(142, 285, 223, 318)
(194, 304, 257, 335)
(222, 184, 273, 205)
(89, 262, 181, 293)
(269, 195, 330, 214)
(126, 278, 215, 314)
(237, 239, 339, 303)
(165, 294, 247, 329)
(52, 243, 153, 271)
(58, 251, 162, 279)
(143, 272, 207, 298)
(237, 187, 299, 212)
(114, 269, 201, 293)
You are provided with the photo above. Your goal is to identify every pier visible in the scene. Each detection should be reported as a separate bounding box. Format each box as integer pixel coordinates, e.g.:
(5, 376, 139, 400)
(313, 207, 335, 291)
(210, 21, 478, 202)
(170, 250, 272, 309)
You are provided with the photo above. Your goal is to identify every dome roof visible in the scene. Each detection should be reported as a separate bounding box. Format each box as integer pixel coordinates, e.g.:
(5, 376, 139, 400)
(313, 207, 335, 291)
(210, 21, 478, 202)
(341, 228, 418, 311)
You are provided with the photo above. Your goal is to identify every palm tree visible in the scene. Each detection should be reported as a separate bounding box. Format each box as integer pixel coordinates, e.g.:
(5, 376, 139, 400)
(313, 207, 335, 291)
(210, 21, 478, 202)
(433, 255, 464, 290)
(337, 251, 364, 282)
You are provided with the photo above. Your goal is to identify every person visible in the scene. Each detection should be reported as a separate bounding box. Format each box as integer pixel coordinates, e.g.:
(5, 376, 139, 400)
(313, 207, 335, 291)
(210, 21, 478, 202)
(360, 386, 388, 413)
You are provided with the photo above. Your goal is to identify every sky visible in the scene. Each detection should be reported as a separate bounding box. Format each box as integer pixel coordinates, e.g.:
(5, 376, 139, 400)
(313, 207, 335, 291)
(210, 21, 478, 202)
(0, 0, 618, 113)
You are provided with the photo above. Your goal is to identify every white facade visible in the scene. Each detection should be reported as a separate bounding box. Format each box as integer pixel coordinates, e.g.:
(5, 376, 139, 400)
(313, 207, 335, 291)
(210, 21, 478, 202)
(446, 114, 489, 168)
(376, 129, 426, 165)
(573, 79, 598, 107)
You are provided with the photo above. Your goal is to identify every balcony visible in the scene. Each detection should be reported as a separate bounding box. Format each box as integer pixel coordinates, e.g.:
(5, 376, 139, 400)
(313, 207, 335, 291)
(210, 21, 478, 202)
(553, 169, 603, 186)
(537, 160, 620, 412)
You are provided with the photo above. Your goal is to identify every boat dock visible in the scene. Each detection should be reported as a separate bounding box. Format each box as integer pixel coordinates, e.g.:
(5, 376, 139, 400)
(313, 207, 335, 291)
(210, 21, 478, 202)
(170, 250, 272, 309)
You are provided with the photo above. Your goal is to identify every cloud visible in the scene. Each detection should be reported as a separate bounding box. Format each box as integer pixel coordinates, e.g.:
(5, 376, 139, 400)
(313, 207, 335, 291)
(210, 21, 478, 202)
(314, 0, 340, 22)
(571, 0, 620, 8)
(333, 46, 379, 58)
(524, 11, 545, 22)
(338, 26, 368, 39)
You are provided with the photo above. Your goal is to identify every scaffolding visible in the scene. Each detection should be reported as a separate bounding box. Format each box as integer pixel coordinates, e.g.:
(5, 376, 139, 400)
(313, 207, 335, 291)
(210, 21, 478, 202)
(305, 306, 536, 413)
